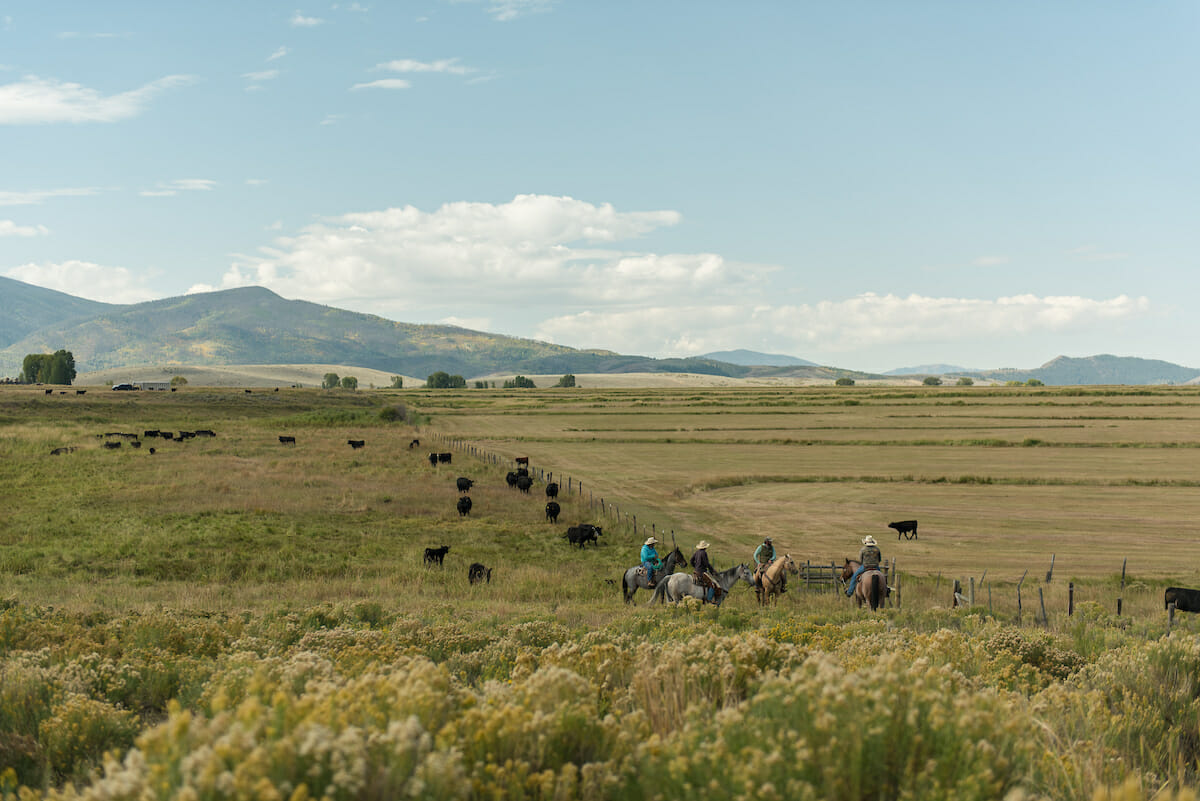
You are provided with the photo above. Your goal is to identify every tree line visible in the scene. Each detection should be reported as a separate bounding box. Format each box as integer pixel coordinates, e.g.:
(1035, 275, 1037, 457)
(19, 350, 76, 385)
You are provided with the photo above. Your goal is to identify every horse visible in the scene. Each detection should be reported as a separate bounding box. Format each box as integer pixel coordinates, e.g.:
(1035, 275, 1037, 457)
(756, 554, 797, 606)
(647, 563, 755, 606)
(622, 546, 686, 604)
(841, 559, 887, 611)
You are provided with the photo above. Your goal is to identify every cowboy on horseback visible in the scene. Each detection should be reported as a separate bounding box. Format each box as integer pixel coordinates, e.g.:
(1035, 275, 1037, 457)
(691, 540, 725, 604)
(640, 537, 664, 586)
(752, 536, 776, 590)
(846, 535, 882, 597)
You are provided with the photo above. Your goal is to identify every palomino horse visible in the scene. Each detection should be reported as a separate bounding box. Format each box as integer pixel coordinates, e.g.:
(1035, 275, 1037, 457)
(841, 559, 887, 611)
(756, 554, 797, 606)
(622, 546, 687, 604)
(647, 563, 754, 606)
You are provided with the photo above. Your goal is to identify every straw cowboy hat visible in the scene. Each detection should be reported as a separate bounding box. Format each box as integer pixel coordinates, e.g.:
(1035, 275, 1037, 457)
(644, 537, 657, 546)
(862, 535, 877, 546)
(696, 540, 710, 550)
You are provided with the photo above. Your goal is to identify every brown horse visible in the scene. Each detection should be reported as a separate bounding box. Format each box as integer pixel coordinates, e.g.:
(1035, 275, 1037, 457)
(841, 559, 887, 611)
(756, 554, 797, 606)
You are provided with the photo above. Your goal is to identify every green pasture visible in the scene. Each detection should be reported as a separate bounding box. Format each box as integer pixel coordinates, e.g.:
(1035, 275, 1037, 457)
(4, 383, 1200, 799)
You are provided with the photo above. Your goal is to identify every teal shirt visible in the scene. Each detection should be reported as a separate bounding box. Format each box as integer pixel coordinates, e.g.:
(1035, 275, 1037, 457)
(754, 543, 775, 565)
(640, 544, 662, 567)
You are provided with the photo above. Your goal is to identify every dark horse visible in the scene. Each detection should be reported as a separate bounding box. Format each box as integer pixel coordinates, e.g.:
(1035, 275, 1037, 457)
(842, 559, 887, 611)
(622, 546, 686, 604)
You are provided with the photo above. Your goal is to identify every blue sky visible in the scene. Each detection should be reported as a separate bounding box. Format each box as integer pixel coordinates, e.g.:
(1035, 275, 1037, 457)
(2, 1, 1197, 372)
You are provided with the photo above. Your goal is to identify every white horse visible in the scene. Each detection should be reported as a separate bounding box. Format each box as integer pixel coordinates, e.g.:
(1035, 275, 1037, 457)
(647, 563, 754, 606)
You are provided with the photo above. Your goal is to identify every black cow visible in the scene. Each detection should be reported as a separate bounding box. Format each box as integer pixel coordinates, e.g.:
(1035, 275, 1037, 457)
(515, 456, 529, 466)
(545, 501, 561, 523)
(564, 524, 602, 549)
(888, 520, 918, 540)
(160, 431, 173, 440)
(545, 482, 559, 499)
(424, 545, 450, 567)
(348, 439, 365, 449)
(279, 435, 296, 445)
(103, 441, 121, 449)
(468, 563, 492, 584)
(505, 471, 519, 488)
(76, 390, 86, 395)
(516, 467, 529, 478)
(180, 431, 195, 439)
(130, 440, 142, 449)
(428, 452, 438, 467)
(195, 430, 216, 437)
(1165, 587, 1200, 613)
(410, 438, 420, 449)
(44, 389, 52, 394)
(438, 452, 452, 464)
(456, 477, 474, 493)
(50, 447, 75, 455)
(516, 475, 533, 494)
(457, 496, 473, 517)
(144, 430, 160, 438)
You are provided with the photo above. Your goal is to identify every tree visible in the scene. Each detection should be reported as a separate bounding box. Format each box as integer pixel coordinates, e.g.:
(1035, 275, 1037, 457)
(956, 377, 974, 386)
(922, 376, 943, 386)
(340, 376, 358, 390)
(835, 377, 855, 386)
(426, 372, 466, 389)
(390, 376, 404, 389)
(556, 374, 577, 388)
(20, 350, 75, 385)
(170, 375, 188, 387)
(1025, 378, 1044, 387)
(503, 375, 536, 389)
(322, 372, 340, 389)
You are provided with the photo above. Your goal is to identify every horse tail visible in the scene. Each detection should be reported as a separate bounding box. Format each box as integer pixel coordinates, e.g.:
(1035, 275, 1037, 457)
(869, 573, 882, 611)
(622, 572, 632, 604)
(647, 580, 664, 605)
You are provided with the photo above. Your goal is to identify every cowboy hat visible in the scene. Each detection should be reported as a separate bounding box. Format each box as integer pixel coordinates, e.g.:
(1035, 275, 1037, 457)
(862, 535, 877, 546)
(644, 537, 657, 546)
(696, 540, 710, 550)
(763, 536, 772, 542)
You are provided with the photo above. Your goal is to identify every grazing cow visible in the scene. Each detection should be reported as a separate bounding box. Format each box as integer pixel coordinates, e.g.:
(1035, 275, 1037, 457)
(76, 390, 86, 395)
(468, 563, 492, 584)
(410, 438, 420, 449)
(515, 467, 529, 478)
(245, 389, 252, 394)
(195, 430, 216, 437)
(515, 456, 529, 466)
(347, 439, 365, 449)
(279, 435, 296, 446)
(131, 440, 142, 449)
(180, 431, 196, 439)
(457, 496, 473, 517)
(545, 482, 559, 499)
(1165, 587, 1200, 613)
(424, 545, 450, 567)
(103, 441, 121, 450)
(564, 524, 603, 549)
(144, 430, 160, 438)
(44, 389, 53, 395)
(160, 431, 173, 440)
(456, 477, 474, 493)
(888, 520, 918, 540)
(516, 475, 533, 494)
(50, 447, 75, 455)
(429, 452, 439, 467)
(505, 471, 519, 488)
(438, 452, 452, 464)
(545, 501, 561, 523)
(148, 448, 156, 455)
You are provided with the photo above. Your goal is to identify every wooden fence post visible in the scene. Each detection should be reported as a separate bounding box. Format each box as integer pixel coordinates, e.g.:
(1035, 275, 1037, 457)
(1038, 587, 1048, 626)
(969, 577, 975, 607)
(1117, 557, 1127, 616)
(1017, 569, 1028, 624)
(1045, 554, 1056, 583)
(1068, 582, 1075, 616)
(1169, 601, 1177, 630)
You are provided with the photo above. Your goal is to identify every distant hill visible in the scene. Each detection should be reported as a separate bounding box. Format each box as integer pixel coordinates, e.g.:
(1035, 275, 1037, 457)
(885, 363, 982, 376)
(0, 281, 751, 380)
(973, 355, 1200, 386)
(0, 276, 116, 349)
(701, 349, 817, 367)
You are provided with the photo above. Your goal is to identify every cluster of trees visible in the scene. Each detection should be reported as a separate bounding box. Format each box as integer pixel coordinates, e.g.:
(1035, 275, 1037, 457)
(20, 350, 76, 385)
(503, 375, 537, 389)
(426, 371, 467, 389)
(321, 373, 358, 390)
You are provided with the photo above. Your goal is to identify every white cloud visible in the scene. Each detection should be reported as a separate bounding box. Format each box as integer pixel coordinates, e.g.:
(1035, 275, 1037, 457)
(440, 315, 492, 331)
(373, 58, 474, 75)
(0, 220, 49, 237)
(291, 12, 325, 26)
(0, 74, 193, 125)
(0, 187, 100, 206)
(243, 69, 280, 82)
(532, 293, 1152, 358)
(4, 260, 158, 304)
(485, 0, 555, 22)
(350, 78, 411, 91)
(268, 46, 289, 61)
(139, 178, 216, 197)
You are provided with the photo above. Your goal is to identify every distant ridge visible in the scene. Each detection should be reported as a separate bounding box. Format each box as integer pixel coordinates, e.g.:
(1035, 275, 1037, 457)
(0, 276, 116, 349)
(886, 364, 982, 376)
(973, 354, 1200, 386)
(702, 349, 817, 367)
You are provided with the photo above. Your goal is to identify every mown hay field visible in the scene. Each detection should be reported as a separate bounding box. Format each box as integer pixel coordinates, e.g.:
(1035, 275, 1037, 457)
(2, 382, 1200, 800)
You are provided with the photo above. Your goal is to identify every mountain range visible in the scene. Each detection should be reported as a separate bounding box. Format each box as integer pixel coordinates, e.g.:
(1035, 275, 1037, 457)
(2, 276, 1197, 385)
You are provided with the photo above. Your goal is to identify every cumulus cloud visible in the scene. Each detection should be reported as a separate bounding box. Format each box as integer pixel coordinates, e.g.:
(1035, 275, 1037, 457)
(139, 178, 217, 197)
(350, 78, 411, 91)
(533, 293, 1152, 358)
(373, 58, 474, 75)
(4, 260, 158, 304)
(0, 74, 193, 124)
(291, 12, 324, 26)
(485, 0, 556, 22)
(0, 219, 49, 237)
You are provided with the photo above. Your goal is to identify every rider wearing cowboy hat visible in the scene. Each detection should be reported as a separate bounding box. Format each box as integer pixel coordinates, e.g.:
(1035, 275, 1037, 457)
(640, 536, 663, 585)
(691, 540, 724, 603)
(753, 536, 776, 588)
(846, 534, 883, 597)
